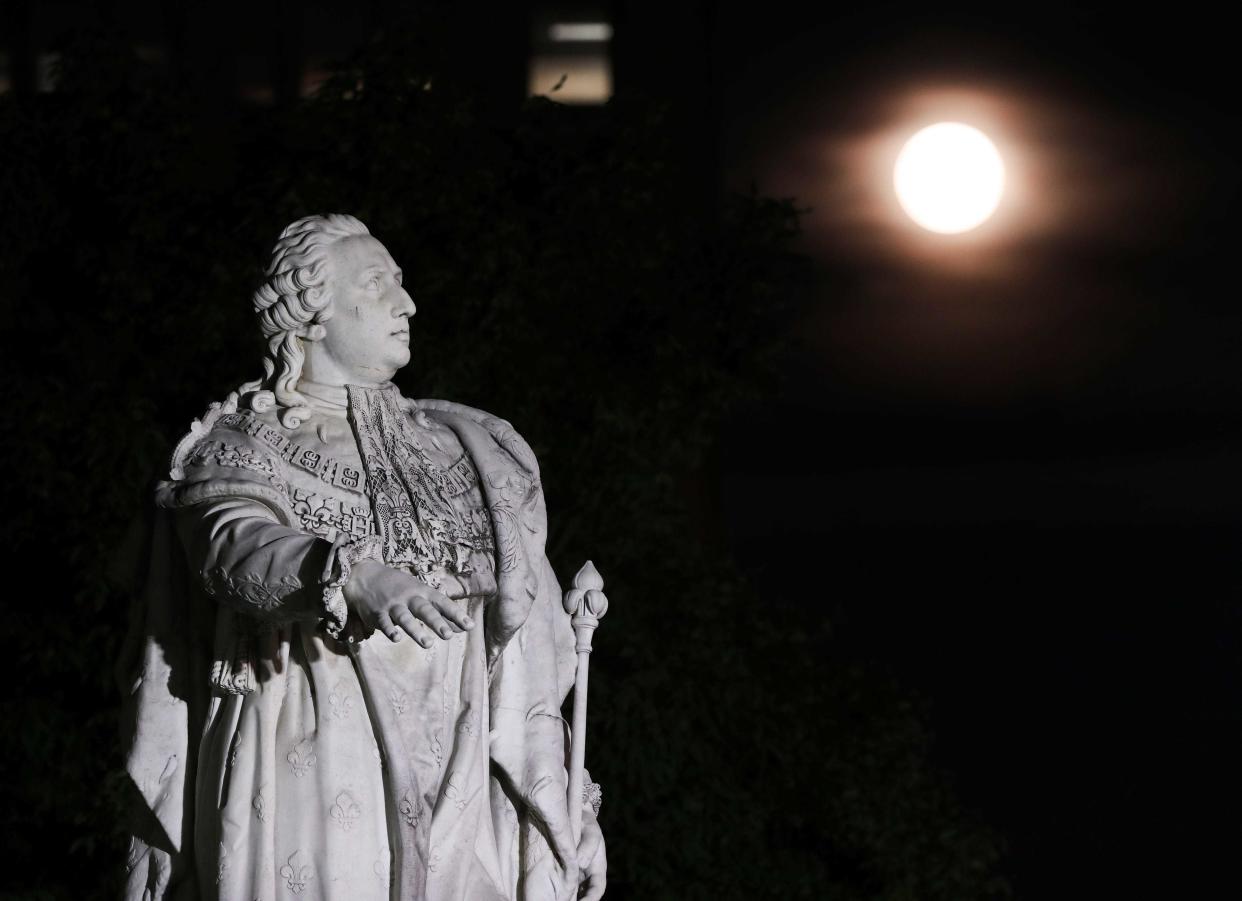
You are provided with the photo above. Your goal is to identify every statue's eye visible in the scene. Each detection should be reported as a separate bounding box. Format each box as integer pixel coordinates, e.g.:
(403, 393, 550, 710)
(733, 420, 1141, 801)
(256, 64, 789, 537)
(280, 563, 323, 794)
(366, 276, 380, 290)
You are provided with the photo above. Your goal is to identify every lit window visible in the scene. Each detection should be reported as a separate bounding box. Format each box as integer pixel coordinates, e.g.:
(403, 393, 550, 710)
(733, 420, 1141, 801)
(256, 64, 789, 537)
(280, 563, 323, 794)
(528, 14, 612, 105)
(549, 23, 613, 42)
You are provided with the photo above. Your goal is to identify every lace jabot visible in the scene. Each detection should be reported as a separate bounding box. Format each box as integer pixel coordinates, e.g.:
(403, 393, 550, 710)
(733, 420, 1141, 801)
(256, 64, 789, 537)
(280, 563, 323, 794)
(345, 384, 496, 590)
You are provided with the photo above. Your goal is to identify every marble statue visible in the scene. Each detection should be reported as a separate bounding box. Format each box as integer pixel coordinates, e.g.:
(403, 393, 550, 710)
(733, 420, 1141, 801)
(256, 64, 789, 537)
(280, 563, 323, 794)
(119, 214, 607, 901)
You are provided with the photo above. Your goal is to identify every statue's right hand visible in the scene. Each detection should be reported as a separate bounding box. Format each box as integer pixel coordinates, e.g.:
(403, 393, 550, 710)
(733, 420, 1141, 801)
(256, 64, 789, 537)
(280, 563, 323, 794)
(342, 559, 475, 647)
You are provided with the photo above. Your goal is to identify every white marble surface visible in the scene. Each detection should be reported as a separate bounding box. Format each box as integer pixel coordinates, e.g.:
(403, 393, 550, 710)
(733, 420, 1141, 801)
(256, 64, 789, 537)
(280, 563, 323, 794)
(121, 215, 606, 901)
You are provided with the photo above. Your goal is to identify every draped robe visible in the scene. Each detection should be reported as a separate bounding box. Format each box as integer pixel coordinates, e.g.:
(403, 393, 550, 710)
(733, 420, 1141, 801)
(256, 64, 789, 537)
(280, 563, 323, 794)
(119, 382, 582, 901)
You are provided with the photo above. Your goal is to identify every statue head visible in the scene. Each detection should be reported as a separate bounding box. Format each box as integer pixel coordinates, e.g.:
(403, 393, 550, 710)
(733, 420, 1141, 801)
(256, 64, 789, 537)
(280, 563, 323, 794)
(244, 214, 416, 427)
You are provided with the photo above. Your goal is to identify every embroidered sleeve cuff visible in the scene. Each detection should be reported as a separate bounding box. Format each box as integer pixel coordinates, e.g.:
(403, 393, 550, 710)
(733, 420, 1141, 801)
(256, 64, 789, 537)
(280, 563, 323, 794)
(321, 535, 384, 639)
(583, 780, 602, 816)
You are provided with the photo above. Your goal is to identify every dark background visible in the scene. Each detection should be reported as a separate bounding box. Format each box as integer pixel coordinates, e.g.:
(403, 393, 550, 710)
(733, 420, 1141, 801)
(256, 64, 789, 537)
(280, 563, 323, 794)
(1, 2, 1238, 899)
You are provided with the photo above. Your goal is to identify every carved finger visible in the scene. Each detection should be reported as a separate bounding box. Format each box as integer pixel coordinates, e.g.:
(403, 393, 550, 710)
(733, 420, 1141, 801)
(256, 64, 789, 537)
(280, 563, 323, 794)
(577, 827, 601, 870)
(392, 607, 435, 648)
(586, 843, 607, 901)
(432, 596, 475, 631)
(523, 778, 578, 875)
(581, 873, 607, 901)
(416, 583, 454, 611)
(408, 597, 454, 640)
(374, 610, 403, 643)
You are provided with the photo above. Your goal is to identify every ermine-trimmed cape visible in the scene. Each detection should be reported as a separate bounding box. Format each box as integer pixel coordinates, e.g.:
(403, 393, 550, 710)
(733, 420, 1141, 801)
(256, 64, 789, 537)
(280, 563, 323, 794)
(118, 391, 580, 901)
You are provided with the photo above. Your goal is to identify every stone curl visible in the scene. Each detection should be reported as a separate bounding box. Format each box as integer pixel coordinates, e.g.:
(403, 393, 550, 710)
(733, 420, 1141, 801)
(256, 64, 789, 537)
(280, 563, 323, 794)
(238, 214, 371, 428)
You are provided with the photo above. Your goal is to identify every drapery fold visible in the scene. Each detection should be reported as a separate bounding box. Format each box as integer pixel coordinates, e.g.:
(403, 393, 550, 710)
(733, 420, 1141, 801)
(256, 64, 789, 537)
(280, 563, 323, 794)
(119, 391, 579, 901)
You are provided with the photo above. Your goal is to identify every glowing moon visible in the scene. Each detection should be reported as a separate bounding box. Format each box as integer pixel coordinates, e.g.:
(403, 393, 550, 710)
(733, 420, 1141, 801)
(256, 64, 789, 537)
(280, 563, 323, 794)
(894, 122, 1005, 234)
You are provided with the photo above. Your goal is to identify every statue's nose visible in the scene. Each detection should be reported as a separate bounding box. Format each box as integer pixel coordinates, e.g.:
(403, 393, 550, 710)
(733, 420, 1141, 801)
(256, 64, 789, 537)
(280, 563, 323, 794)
(394, 287, 416, 317)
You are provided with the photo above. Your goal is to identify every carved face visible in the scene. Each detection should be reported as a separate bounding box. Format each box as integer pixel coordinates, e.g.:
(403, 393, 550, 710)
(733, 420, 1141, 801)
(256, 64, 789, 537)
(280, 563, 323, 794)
(318, 235, 417, 384)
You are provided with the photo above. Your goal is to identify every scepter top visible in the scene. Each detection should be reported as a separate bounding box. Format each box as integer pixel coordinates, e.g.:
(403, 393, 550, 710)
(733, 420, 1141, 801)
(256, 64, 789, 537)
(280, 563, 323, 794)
(564, 561, 609, 619)
(575, 560, 604, 591)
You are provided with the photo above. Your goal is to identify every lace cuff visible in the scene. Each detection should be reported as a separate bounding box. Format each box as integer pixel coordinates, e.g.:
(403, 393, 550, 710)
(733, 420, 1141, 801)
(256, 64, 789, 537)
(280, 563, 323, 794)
(320, 535, 384, 638)
(583, 780, 602, 817)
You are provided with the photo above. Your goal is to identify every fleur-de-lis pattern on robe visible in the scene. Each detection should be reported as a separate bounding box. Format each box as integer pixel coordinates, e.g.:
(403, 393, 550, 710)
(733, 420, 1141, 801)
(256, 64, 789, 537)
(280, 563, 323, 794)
(124, 386, 579, 901)
(142, 393, 507, 901)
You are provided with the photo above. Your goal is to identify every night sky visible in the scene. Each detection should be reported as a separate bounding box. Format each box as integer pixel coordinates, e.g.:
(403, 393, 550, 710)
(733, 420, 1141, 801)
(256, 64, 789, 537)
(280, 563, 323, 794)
(3, 2, 1240, 898)
(709, 3, 1241, 896)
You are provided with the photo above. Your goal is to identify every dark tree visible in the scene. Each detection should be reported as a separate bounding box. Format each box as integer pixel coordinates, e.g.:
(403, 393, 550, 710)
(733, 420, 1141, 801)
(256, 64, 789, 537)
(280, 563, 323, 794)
(0, 16, 1009, 900)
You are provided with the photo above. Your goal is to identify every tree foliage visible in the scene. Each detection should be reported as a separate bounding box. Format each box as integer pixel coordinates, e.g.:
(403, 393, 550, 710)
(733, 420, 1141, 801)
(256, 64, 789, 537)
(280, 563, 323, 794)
(0, 17, 1010, 900)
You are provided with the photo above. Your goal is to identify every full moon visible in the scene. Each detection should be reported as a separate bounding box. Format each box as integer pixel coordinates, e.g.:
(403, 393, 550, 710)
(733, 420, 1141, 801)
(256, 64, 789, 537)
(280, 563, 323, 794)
(894, 122, 1005, 234)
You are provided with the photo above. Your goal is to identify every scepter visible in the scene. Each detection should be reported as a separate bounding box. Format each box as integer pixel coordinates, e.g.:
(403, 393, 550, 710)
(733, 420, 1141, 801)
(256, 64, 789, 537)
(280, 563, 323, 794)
(563, 560, 609, 842)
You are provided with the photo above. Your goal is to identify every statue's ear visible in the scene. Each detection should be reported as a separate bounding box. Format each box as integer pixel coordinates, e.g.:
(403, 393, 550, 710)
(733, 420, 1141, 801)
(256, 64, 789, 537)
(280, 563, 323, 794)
(297, 323, 327, 341)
